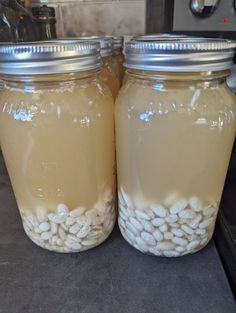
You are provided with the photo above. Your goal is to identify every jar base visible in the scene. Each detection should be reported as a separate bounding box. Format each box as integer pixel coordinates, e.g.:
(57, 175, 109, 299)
(23, 220, 116, 253)
(119, 222, 213, 257)
(118, 187, 217, 257)
(20, 190, 116, 253)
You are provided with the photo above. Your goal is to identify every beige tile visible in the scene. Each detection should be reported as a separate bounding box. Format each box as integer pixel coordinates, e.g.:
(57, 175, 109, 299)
(60, 1, 145, 37)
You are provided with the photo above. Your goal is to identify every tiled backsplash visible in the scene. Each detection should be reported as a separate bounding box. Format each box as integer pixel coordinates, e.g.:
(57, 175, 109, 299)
(32, 0, 146, 37)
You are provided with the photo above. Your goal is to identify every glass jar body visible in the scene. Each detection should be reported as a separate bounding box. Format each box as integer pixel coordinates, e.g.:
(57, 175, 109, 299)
(115, 70, 236, 257)
(0, 71, 116, 253)
(100, 55, 120, 99)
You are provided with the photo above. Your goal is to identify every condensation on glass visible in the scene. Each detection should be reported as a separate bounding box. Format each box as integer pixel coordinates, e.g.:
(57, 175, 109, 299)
(115, 38, 236, 257)
(0, 41, 116, 253)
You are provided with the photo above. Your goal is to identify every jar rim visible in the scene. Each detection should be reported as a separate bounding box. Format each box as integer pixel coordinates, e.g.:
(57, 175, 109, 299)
(111, 36, 124, 50)
(62, 36, 113, 57)
(0, 40, 102, 76)
(125, 36, 236, 72)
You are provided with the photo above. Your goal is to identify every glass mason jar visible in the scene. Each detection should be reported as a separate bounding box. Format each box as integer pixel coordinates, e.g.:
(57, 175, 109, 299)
(76, 36, 120, 99)
(0, 41, 116, 253)
(112, 36, 124, 84)
(115, 38, 236, 257)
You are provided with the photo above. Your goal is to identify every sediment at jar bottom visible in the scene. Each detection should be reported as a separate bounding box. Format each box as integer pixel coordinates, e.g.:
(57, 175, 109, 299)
(21, 189, 116, 253)
(118, 187, 218, 257)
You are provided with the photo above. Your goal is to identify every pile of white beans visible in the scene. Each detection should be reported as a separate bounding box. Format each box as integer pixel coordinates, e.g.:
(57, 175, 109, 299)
(118, 187, 218, 257)
(21, 189, 115, 253)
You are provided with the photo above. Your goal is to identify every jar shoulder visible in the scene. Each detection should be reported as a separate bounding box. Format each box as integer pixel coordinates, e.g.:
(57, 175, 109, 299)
(116, 79, 236, 116)
(0, 78, 113, 115)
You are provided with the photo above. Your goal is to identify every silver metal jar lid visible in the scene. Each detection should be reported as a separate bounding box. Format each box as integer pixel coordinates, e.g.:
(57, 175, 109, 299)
(0, 41, 102, 76)
(71, 36, 112, 57)
(124, 38, 236, 72)
(112, 36, 124, 50)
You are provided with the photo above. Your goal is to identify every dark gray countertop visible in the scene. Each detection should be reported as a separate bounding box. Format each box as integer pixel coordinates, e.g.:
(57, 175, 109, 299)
(0, 155, 235, 313)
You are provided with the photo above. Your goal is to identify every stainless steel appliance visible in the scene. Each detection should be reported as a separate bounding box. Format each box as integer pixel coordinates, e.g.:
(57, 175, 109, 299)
(146, 0, 236, 39)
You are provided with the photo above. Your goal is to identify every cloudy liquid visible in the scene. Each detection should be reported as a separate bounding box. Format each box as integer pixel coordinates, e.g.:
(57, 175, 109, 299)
(0, 74, 115, 215)
(115, 72, 236, 209)
(100, 56, 120, 99)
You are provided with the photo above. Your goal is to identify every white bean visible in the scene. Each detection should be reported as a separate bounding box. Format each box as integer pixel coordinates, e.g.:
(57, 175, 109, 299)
(195, 228, 206, 236)
(27, 215, 39, 227)
(65, 216, 75, 226)
(82, 239, 98, 247)
(164, 232, 174, 240)
(41, 232, 52, 241)
(156, 241, 175, 251)
(76, 216, 91, 227)
(68, 234, 81, 242)
(65, 240, 81, 250)
(170, 198, 188, 215)
(118, 217, 126, 229)
(120, 187, 133, 208)
(151, 205, 167, 218)
(199, 218, 214, 229)
(187, 240, 200, 251)
(58, 228, 66, 240)
(171, 228, 185, 237)
(36, 207, 47, 223)
(56, 238, 63, 246)
(51, 236, 57, 245)
(153, 229, 163, 242)
(152, 218, 165, 227)
(52, 214, 66, 224)
(159, 224, 168, 233)
(77, 226, 91, 239)
(141, 232, 156, 245)
(23, 217, 33, 230)
(50, 222, 58, 234)
(135, 237, 148, 252)
(172, 237, 188, 246)
(119, 210, 128, 222)
(164, 192, 179, 207)
(34, 227, 42, 234)
(127, 207, 135, 218)
(179, 209, 196, 219)
(142, 220, 154, 233)
(39, 222, 50, 232)
(70, 207, 86, 218)
(126, 221, 139, 236)
(135, 210, 151, 220)
(189, 196, 202, 212)
(181, 224, 194, 235)
(57, 203, 69, 215)
(165, 214, 178, 224)
(188, 214, 202, 229)
(176, 246, 185, 253)
(203, 206, 216, 218)
(130, 217, 143, 231)
(125, 229, 136, 243)
(118, 190, 126, 207)
(119, 204, 129, 218)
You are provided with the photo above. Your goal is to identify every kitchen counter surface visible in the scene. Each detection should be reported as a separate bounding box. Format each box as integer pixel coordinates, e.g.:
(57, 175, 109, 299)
(0, 155, 235, 313)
